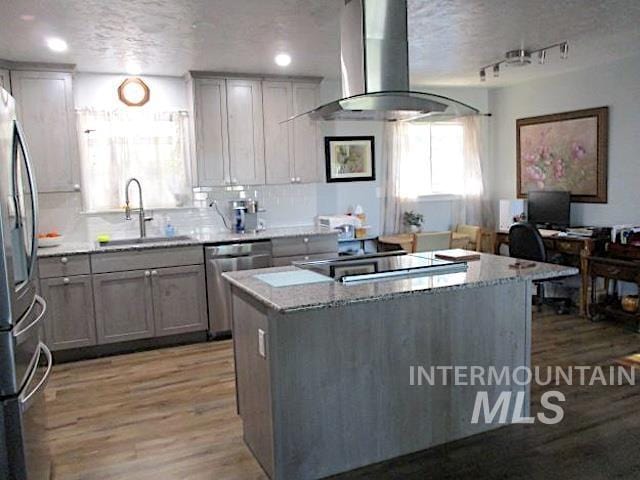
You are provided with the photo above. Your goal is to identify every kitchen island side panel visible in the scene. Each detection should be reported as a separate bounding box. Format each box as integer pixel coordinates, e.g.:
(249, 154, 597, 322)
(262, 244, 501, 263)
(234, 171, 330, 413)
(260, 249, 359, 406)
(267, 281, 530, 479)
(231, 291, 275, 478)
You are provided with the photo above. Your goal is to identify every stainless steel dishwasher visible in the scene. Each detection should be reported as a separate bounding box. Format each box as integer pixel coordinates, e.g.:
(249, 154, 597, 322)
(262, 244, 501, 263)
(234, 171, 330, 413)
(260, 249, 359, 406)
(205, 242, 272, 338)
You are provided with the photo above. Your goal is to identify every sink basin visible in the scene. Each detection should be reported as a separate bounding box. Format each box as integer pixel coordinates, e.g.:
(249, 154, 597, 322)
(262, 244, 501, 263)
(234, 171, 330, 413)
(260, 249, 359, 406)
(99, 235, 194, 247)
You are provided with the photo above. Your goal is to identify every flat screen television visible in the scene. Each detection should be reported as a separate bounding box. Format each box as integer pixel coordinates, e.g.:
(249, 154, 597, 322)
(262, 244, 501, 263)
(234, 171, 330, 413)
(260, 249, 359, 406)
(527, 190, 571, 229)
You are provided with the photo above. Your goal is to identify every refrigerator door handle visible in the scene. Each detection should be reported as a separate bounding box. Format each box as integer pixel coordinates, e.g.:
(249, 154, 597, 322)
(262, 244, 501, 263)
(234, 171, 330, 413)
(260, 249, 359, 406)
(13, 295, 46, 346)
(13, 120, 39, 282)
(19, 341, 53, 413)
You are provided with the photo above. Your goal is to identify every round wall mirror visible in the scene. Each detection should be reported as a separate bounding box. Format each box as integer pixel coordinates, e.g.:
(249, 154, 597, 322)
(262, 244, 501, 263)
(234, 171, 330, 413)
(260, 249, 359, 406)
(118, 77, 150, 107)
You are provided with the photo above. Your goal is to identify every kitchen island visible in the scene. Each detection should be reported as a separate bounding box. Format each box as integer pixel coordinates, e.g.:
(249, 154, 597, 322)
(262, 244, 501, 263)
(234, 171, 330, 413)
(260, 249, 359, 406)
(223, 252, 577, 479)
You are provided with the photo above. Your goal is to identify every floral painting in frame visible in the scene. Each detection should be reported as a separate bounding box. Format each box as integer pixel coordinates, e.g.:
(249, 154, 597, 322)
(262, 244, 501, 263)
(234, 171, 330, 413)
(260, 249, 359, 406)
(324, 136, 375, 182)
(517, 107, 608, 203)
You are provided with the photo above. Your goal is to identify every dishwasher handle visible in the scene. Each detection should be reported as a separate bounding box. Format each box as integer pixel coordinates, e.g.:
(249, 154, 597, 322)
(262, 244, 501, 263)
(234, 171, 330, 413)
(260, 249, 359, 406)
(208, 253, 272, 273)
(205, 242, 271, 258)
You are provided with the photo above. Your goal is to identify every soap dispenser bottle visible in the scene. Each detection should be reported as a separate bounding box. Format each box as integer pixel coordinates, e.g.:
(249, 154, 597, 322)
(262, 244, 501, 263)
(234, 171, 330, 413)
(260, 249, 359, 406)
(164, 216, 176, 238)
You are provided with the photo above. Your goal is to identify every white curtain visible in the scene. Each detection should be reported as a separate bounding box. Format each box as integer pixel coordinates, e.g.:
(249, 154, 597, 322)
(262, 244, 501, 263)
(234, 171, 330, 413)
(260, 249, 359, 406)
(380, 121, 417, 235)
(380, 116, 488, 235)
(452, 116, 487, 227)
(77, 109, 192, 212)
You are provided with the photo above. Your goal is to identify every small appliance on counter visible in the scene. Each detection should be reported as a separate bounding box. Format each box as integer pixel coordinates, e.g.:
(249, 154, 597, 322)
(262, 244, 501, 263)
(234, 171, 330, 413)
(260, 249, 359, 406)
(335, 224, 355, 241)
(211, 197, 265, 233)
(316, 214, 359, 231)
(317, 206, 372, 240)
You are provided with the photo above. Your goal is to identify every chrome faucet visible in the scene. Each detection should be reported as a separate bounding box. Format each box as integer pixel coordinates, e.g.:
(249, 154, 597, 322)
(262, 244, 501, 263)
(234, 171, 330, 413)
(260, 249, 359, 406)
(124, 177, 153, 238)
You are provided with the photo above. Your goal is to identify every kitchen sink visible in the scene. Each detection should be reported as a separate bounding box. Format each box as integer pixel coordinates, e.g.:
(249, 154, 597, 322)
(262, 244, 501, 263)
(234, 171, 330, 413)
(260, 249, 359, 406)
(99, 235, 194, 246)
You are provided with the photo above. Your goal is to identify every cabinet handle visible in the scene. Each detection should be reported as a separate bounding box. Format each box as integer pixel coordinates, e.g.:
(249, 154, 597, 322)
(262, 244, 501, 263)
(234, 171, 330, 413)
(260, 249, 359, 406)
(296, 177, 301, 183)
(291, 177, 296, 183)
(63, 277, 70, 285)
(144, 270, 151, 277)
(303, 237, 309, 243)
(60, 257, 68, 264)
(73, 184, 81, 191)
(151, 270, 158, 276)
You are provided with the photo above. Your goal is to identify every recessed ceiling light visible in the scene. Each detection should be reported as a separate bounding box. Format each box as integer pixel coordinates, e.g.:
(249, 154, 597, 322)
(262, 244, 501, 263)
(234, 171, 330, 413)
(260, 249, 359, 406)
(126, 63, 142, 75)
(46, 37, 68, 53)
(274, 53, 291, 67)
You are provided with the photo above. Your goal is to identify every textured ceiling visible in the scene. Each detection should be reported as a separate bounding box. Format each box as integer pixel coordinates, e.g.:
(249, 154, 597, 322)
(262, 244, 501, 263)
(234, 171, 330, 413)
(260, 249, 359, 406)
(0, 0, 639, 86)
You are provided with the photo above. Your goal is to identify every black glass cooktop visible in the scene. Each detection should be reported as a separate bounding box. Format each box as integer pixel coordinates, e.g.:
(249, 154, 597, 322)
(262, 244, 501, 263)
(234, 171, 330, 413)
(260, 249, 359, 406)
(295, 252, 468, 283)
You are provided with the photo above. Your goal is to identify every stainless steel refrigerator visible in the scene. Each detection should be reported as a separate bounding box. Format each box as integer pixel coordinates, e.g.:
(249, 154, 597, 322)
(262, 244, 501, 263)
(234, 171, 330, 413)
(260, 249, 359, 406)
(0, 87, 52, 479)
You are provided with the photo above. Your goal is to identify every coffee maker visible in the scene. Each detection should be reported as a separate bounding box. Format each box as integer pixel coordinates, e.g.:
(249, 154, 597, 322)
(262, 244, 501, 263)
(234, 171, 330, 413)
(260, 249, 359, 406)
(228, 199, 264, 233)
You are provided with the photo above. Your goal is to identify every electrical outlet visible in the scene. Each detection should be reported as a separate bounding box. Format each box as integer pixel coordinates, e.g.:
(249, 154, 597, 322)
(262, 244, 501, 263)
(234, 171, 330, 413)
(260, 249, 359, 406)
(258, 329, 266, 358)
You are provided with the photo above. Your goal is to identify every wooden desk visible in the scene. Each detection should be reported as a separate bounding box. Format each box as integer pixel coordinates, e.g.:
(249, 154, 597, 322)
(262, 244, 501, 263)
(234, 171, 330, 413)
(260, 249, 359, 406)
(378, 232, 471, 253)
(494, 230, 606, 316)
(587, 254, 640, 332)
(378, 233, 413, 252)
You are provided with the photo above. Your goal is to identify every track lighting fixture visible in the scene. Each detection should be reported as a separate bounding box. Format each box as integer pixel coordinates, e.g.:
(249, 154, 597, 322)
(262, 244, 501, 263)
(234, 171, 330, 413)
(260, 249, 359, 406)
(538, 50, 546, 64)
(480, 41, 568, 82)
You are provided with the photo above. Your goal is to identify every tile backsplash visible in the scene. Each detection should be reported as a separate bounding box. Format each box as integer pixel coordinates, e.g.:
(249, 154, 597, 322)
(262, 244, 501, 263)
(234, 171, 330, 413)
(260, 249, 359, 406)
(38, 183, 322, 242)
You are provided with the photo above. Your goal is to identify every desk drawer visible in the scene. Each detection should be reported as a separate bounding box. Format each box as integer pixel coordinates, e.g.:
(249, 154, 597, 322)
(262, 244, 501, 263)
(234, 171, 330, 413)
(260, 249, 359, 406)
(590, 261, 639, 282)
(554, 240, 583, 255)
(39, 254, 90, 278)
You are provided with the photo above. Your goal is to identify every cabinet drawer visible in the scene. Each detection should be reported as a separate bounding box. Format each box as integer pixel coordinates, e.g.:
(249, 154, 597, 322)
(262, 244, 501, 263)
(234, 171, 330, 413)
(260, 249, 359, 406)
(554, 240, 582, 255)
(271, 234, 338, 257)
(272, 253, 339, 267)
(590, 261, 639, 283)
(39, 254, 90, 278)
(91, 246, 204, 273)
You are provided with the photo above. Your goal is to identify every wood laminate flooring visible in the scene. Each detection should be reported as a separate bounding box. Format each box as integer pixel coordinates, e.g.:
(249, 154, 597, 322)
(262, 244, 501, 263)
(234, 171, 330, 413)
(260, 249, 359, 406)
(45, 312, 640, 480)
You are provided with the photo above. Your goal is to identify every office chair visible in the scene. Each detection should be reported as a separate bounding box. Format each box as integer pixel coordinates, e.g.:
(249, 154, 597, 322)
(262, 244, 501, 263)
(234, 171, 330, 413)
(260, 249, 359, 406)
(413, 231, 452, 253)
(508, 222, 572, 314)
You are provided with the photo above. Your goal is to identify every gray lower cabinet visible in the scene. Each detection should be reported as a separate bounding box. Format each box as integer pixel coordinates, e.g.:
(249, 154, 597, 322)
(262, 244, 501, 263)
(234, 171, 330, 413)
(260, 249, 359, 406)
(93, 270, 155, 344)
(40, 274, 97, 351)
(93, 265, 208, 344)
(152, 265, 208, 336)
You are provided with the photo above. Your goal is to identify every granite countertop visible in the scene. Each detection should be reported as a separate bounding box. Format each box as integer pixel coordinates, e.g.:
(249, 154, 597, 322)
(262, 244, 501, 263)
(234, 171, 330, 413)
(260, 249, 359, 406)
(37, 226, 336, 258)
(222, 252, 579, 313)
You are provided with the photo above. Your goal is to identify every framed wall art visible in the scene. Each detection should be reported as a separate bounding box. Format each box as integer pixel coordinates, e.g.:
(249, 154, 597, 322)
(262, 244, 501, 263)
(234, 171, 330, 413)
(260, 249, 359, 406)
(324, 136, 375, 182)
(516, 107, 608, 203)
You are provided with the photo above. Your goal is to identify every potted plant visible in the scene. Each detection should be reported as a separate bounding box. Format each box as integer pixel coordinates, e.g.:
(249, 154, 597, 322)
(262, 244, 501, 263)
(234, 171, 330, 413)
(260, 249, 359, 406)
(403, 211, 424, 233)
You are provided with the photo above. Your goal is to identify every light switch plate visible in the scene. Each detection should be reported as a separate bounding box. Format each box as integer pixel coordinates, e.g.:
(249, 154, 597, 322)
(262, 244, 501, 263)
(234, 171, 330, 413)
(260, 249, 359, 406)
(258, 329, 266, 358)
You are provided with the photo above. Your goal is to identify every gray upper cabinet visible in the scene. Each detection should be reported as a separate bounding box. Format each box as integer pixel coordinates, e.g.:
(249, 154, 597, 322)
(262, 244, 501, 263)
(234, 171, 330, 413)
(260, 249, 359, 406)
(292, 82, 322, 183)
(226, 79, 265, 185)
(93, 270, 155, 344)
(192, 74, 319, 187)
(262, 81, 294, 184)
(192, 77, 229, 187)
(10, 70, 80, 193)
(263, 80, 322, 185)
(40, 274, 97, 351)
(0, 69, 10, 92)
(151, 265, 208, 336)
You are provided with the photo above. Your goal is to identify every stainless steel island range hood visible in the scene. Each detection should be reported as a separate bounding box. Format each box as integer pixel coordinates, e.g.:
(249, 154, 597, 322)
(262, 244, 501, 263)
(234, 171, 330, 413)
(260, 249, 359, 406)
(290, 0, 481, 122)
